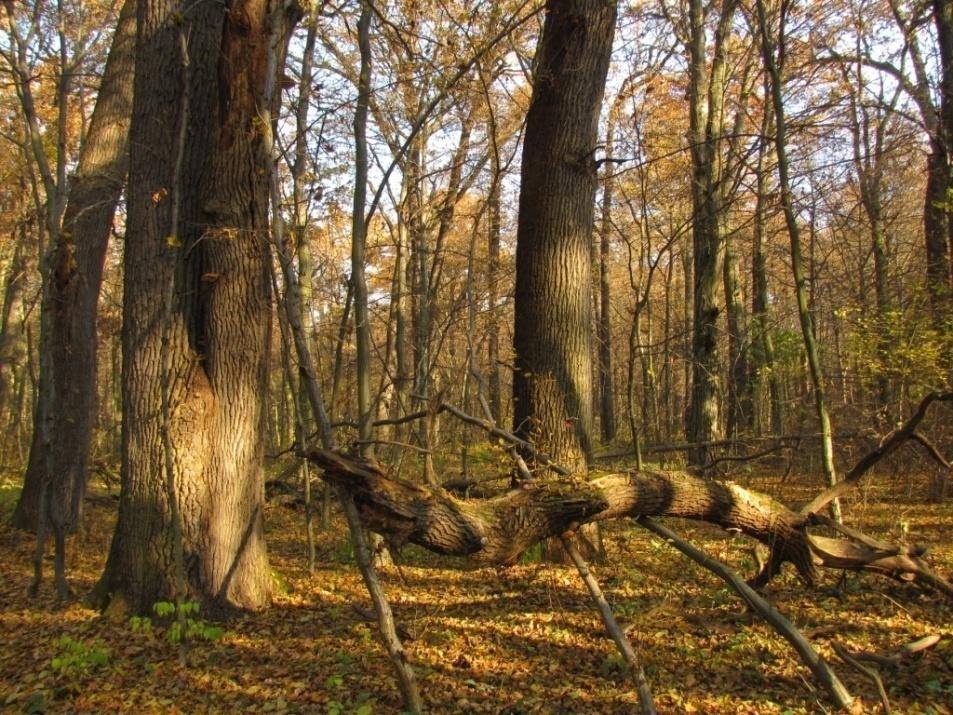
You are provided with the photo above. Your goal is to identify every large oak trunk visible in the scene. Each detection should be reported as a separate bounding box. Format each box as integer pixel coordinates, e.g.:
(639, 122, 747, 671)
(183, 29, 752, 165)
(511, 0, 616, 561)
(92, 0, 295, 614)
(512, 0, 616, 471)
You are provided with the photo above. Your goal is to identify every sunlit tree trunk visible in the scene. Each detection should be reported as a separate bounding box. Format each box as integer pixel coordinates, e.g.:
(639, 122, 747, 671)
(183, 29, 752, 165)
(486, 148, 504, 424)
(353, 0, 374, 458)
(750, 111, 783, 435)
(0, 225, 28, 423)
(512, 0, 616, 557)
(92, 0, 297, 614)
(685, 0, 738, 464)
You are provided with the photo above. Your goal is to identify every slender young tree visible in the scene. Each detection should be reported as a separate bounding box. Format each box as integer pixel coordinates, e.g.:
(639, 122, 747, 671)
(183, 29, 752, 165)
(756, 0, 841, 521)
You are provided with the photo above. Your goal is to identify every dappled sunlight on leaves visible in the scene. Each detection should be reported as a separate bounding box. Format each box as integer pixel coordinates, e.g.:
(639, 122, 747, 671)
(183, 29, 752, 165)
(0, 470, 950, 713)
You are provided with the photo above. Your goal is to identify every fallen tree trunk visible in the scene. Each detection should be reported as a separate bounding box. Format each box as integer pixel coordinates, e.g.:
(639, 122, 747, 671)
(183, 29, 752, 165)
(304, 449, 952, 597)
(306, 450, 811, 571)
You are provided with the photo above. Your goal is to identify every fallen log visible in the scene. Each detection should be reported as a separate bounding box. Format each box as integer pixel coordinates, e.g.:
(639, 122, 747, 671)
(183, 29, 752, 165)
(304, 449, 952, 597)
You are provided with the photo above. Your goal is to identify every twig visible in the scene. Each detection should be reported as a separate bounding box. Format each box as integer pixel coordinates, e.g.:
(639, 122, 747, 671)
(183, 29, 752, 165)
(351, 603, 416, 642)
(802, 391, 953, 517)
(560, 535, 656, 714)
(832, 641, 890, 713)
(636, 517, 853, 709)
(702, 442, 791, 471)
(432, 397, 572, 476)
(341, 494, 422, 712)
(354, 439, 431, 454)
(910, 431, 952, 469)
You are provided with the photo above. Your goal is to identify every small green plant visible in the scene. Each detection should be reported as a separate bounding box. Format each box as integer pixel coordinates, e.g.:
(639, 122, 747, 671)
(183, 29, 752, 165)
(128, 601, 225, 645)
(128, 615, 152, 633)
(518, 542, 544, 564)
(155, 601, 225, 644)
(50, 636, 110, 675)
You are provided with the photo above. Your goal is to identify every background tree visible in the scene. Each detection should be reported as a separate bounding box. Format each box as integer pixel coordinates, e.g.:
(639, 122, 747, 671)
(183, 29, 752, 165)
(10, 0, 134, 539)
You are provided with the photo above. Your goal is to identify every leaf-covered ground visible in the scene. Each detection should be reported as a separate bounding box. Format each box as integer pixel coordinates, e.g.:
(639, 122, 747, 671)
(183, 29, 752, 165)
(1, 468, 951, 714)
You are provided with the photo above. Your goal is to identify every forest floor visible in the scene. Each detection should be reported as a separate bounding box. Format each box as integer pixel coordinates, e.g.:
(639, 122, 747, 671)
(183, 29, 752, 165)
(0, 463, 951, 714)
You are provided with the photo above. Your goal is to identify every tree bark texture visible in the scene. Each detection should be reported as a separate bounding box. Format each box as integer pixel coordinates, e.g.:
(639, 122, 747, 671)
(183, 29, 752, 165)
(933, 0, 953, 314)
(93, 0, 296, 614)
(306, 449, 951, 598)
(685, 0, 739, 464)
(512, 0, 616, 473)
(12, 0, 135, 532)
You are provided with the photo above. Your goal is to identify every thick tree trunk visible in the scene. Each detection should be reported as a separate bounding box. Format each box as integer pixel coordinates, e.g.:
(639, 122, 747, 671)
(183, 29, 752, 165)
(512, 0, 616, 562)
(307, 448, 952, 599)
(12, 0, 135, 532)
(92, 0, 295, 615)
(512, 0, 615, 472)
(934, 0, 953, 313)
(924, 146, 952, 318)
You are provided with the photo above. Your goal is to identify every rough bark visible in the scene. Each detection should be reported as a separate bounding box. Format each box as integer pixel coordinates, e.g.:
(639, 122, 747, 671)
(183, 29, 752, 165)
(685, 0, 739, 464)
(306, 448, 952, 599)
(934, 0, 953, 313)
(12, 0, 135, 532)
(92, 0, 297, 614)
(512, 0, 616, 472)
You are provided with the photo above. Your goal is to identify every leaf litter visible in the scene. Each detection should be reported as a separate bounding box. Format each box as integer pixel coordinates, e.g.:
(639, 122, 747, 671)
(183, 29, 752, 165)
(0, 470, 951, 714)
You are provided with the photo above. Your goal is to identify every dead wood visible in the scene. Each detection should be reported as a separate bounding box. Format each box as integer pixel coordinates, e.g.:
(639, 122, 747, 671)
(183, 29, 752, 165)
(802, 391, 953, 517)
(306, 448, 818, 577)
(832, 641, 889, 713)
(636, 516, 854, 710)
(560, 534, 657, 714)
(305, 448, 953, 600)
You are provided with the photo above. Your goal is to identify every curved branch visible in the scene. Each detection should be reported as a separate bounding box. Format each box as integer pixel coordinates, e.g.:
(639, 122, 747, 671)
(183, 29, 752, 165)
(801, 391, 953, 517)
(306, 449, 953, 600)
